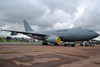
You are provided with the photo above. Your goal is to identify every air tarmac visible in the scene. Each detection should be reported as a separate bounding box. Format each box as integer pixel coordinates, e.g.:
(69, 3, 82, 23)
(0, 42, 100, 67)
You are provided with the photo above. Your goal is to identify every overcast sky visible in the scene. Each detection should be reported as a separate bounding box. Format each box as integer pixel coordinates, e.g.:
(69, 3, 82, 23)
(0, 0, 100, 40)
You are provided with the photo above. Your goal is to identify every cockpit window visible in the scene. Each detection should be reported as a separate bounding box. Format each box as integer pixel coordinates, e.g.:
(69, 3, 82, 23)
(89, 30, 94, 32)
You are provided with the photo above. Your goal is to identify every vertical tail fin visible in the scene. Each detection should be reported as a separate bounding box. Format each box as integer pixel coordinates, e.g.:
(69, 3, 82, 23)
(23, 20, 34, 32)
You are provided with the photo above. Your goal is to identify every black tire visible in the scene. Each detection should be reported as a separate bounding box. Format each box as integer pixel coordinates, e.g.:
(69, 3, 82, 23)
(42, 41, 48, 45)
(85, 44, 89, 46)
(42, 42, 44, 45)
(72, 44, 75, 47)
(64, 44, 67, 47)
(80, 44, 83, 46)
(46, 42, 48, 45)
(54, 43, 58, 45)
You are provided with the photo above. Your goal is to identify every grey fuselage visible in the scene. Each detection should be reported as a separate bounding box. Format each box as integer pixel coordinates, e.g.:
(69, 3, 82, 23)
(26, 27, 99, 42)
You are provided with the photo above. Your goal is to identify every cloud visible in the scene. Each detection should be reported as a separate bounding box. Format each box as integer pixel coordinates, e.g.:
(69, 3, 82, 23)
(73, 7, 100, 31)
(0, 0, 100, 40)
(0, 0, 79, 30)
(39, 0, 79, 15)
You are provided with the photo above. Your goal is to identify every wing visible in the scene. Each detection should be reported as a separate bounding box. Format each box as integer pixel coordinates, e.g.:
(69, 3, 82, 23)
(1, 30, 49, 36)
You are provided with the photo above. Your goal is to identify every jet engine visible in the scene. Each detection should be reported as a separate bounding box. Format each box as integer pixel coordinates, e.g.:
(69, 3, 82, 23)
(11, 31, 17, 35)
(46, 36, 61, 44)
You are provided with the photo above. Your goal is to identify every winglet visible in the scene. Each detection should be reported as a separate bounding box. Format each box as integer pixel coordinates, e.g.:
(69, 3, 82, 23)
(23, 20, 34, 32)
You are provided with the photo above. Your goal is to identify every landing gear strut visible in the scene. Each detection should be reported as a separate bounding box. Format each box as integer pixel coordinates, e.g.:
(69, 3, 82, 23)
(72, 44, 75, 47)
(54, 43, 58, 45)
(64, 44, 75, 47)
(42, 41, 48, 45)
(80, 41, 83, 46)
(64, 42, 75, 47)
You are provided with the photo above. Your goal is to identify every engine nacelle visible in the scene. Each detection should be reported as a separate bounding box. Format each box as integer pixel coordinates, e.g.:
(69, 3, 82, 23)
(11, 32, 17, 35)
(46, 36, 61, 44)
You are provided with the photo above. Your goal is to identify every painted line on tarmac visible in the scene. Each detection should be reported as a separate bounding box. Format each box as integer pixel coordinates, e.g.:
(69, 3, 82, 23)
(0, 47, 93, 53)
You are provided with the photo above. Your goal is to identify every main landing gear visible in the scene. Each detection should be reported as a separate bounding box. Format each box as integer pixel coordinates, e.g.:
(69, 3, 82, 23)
(64, 44, 75, 47)
(80, 43, 83, 46)
(42, 41, 48, 45)
(80, 41, 83, 46)
(54, 43, 59, 45)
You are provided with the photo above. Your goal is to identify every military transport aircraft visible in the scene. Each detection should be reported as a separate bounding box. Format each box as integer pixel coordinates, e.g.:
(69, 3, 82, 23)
(2, 20, 99, 47)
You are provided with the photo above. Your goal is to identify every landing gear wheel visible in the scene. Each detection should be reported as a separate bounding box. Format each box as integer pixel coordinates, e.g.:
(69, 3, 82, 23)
(80, 44, 83, 46)
(46, 42, 48, 45)
(85, 44, 88, 46)
(64, 44, 67, 47)
(54, 43, 58, 45)
(42, 41, 48, 45)
(72, 44, 75, 47)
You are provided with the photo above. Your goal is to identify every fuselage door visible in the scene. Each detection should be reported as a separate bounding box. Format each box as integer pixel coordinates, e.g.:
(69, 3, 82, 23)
(80, 27, 84, 35)
(79, 27, 84, 40)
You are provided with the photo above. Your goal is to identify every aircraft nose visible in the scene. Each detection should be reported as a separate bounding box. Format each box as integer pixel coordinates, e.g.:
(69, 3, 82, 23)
(95, 32, 99, 37)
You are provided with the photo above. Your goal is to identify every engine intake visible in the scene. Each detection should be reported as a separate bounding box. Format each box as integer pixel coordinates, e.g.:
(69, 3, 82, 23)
(46, 36, 61, 44)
